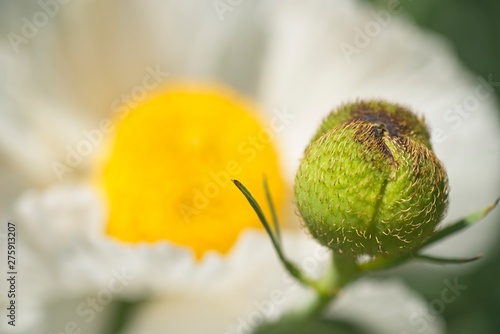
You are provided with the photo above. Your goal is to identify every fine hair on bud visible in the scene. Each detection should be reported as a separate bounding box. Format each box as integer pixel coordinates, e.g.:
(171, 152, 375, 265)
(294, 99, 449, 257)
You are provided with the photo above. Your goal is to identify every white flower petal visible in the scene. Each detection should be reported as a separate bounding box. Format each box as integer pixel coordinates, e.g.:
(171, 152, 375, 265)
(109, 234, 323, 334)
(14, 184, 307, 295)
(15, 183, 327, 333)
(4, 0, 498, 333)
(332, 278, 446, 334)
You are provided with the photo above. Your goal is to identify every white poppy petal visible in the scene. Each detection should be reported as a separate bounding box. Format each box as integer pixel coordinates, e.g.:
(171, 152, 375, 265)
(14, 184, 303, 294)
(332, 278, 446, 334)
(14, 183, 323, 333)
(3, 0, 497, 333)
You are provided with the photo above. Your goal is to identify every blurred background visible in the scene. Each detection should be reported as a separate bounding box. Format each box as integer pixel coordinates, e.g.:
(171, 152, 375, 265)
(0, 0, 499, 333)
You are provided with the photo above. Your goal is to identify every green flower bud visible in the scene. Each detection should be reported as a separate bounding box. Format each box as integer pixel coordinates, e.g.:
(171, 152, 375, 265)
(294, 100, 449, 257)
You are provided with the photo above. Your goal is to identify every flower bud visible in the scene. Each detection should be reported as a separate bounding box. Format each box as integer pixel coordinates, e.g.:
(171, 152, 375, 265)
(295, 100, 449, 257)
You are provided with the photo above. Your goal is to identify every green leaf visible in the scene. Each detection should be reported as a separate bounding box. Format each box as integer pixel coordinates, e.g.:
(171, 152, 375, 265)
(360, 199, 498, 272)
(414, 254, 482, 265)
(232, 179, 323, 293)
(419, 198, 499, 249)
(232, 179, 281, 256)
(263, 176, 281, 243)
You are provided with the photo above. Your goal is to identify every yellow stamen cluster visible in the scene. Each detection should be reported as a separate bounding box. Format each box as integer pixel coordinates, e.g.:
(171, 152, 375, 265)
(98, 84, 285, 259)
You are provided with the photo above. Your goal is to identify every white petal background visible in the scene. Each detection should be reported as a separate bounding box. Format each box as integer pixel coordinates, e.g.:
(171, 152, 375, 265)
(0, 0, 498, 333)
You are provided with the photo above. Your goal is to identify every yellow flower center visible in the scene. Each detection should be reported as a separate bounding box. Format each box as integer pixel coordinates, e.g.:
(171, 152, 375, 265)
(98, 84, 285, 259)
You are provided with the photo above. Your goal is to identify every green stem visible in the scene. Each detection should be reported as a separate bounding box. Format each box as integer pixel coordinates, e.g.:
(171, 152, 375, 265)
(293, 252, 360, 319)
(296, 293, 333, 320)
(105, 299, 143, 334)
(330, 253, 360, 290)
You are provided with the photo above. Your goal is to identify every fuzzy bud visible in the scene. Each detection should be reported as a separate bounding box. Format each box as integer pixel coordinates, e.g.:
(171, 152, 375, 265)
(294, 100, 449, 257)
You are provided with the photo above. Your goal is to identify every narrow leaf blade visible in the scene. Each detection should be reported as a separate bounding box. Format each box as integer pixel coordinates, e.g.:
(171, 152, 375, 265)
(263, 176, 281, 243)
(420, 198, 499, 249)
(232, 179, 278, 248)
(414, 254, 482, 264)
